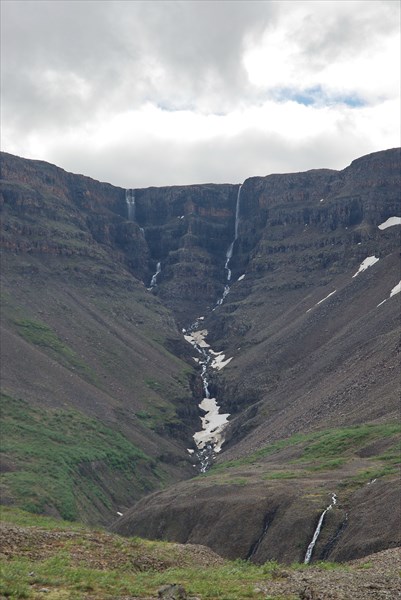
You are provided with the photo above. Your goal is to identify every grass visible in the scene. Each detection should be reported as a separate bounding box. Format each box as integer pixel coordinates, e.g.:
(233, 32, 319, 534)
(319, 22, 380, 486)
(209, 423, 401, 475)
(0, 394, 160, 521)
(0, 507, 393, 600)
(0, 507, 87, 530)
(0, 508, 304, 600)
(0, 557, 266, 600)
(0, 509, 291, 600)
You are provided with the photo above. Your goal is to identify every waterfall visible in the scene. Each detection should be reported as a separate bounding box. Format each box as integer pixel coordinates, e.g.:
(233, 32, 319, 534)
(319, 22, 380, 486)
(126, 189, 136, 221)
(183, 184, 242, 470)
(304, 494, 337, 564)
(149, 262, 161, 288)
(216, 184, 242, 307)
(234, 183, 241, 239)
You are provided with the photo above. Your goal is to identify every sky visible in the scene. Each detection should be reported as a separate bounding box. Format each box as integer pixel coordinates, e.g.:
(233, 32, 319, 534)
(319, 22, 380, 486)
(1, 0, 400, 188)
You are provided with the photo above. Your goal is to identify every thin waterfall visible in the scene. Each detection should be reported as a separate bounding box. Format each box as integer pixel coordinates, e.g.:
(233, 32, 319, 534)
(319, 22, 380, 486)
(126, 189, 136, 221)
(216, 184, 242, 307)
(304, 494, 337, 564)
(183, 184, 242, 470)
(234, 183, 241, 239)
(149, 262, 161, 288)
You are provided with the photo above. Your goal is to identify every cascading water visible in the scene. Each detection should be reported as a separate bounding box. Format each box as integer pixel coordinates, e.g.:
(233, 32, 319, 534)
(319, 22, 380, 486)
(149, 262, 161, 288)
(184, 184, 241, 471)
(216, 184, 242, 307)
(183, 321, 231, 472)
(304, 494, 337, 564)
(126, 189, 136, 221)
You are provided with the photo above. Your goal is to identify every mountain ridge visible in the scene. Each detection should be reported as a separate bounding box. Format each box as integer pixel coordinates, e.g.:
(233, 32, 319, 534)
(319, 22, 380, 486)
(1, 148, 400, 561)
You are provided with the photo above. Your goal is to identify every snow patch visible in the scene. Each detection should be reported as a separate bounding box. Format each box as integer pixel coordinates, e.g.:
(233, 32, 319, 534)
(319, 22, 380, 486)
(306, 290, 336, 313)
(193, 398, 230, 452)
(390, 281, 401, 297)
(320, 198, 324, 202)
(378, 217, 401, 230)
(209, 349, 222, 356)
(238, 274, 246, 281)
(185, 329, 210, 348)
(352, 256, 379, 278)
(211, 354, 233, 370)
(377, 280, 401, 307)
(316, 290, 336, 305)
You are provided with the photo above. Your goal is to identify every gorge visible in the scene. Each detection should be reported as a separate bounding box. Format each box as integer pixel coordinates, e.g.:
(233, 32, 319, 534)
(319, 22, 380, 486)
(1, 147, 400, 565)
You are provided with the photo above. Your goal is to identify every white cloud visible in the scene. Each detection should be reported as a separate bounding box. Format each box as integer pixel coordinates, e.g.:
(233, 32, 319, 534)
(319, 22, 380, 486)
(243, 1, 400, 104)
(1, 0, 400, 187)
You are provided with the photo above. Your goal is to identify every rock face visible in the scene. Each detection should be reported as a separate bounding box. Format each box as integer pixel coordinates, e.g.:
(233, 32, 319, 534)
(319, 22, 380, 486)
(133, 182, 240, 324)
(1, 148, 400, 560)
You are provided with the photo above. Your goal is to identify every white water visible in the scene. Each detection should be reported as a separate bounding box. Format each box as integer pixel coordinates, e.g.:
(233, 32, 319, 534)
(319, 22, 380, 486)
(126, 189, 136, 221)
(304, 494, 337, 564)
(216, 184, 242, 307)
(149, 262, 161, 288)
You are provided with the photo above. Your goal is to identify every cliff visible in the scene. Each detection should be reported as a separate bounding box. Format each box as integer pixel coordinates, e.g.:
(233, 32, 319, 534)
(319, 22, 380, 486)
(1, 148, 400, 562)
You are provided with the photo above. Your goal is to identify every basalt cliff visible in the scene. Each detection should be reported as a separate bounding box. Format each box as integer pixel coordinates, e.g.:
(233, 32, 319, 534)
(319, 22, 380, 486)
(1, 148, 400, 564)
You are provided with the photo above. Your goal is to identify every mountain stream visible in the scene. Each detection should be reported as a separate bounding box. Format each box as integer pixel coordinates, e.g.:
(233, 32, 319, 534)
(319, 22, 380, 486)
(149, 262, 162, 288)
(184, 184, 242, 471)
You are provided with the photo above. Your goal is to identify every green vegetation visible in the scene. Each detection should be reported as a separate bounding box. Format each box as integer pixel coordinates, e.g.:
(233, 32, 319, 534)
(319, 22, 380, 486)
(2, 508, 392, 600)
(0, 558, 271, 600)
(0, 509, 302, 600)
(0, 506, 87, 531)
(0, 394, 160, 520)
(13, 318, 97, 382)
(209, 423, 401, 476)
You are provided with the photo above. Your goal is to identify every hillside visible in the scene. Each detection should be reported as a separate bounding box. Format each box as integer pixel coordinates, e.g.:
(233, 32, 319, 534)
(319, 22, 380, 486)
(0, 153, 201, 524)
(1, 508, 401, 600)
(1, 148, 400, 562)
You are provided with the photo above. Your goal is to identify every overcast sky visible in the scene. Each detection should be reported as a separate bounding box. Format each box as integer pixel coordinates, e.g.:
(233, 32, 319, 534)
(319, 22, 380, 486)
(1, 0, 400, 188)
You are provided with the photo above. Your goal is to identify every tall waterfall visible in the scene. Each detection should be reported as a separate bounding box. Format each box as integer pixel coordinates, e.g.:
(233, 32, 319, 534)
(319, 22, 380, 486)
(304, 494, 337, 564)
(126, 189, 136, 221)
(216, 184, 242, 306)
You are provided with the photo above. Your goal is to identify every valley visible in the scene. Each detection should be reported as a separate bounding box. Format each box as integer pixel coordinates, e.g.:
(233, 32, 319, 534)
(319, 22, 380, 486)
(1, 148, 400, 568)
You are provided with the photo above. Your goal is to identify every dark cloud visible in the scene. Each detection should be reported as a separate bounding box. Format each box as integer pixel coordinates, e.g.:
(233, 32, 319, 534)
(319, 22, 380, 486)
(1, 0, 275, 132)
